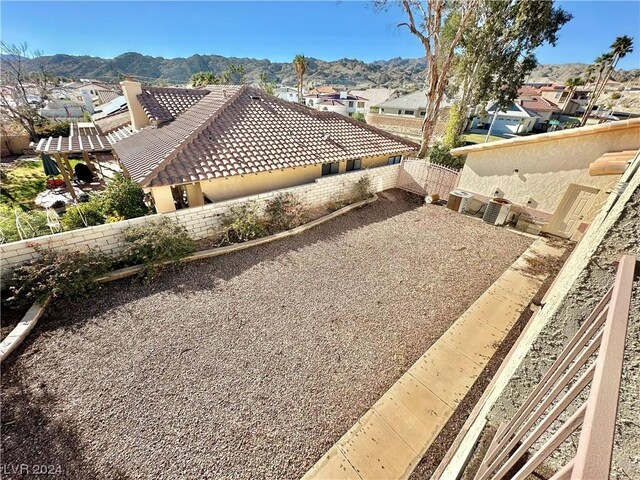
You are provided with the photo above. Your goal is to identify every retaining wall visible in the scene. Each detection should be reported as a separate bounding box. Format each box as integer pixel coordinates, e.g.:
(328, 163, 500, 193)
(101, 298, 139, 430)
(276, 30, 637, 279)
(0, 164, 401, 270)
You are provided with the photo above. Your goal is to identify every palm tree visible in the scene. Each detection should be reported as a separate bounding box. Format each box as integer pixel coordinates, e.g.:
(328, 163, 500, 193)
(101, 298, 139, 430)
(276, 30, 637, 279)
(293, 54, 308, 104)
(563, 76, 584, 114)
(581, 36, 634, 125)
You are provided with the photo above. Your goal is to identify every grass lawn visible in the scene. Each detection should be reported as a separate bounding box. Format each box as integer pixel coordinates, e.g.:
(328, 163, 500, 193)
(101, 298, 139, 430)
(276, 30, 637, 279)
(0, 159, 80, 209)
(462, 133, 505, 144)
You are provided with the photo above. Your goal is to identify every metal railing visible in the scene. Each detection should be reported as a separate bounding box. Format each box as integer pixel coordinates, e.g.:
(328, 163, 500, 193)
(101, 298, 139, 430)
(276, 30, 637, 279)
(474, 255, 637, 480)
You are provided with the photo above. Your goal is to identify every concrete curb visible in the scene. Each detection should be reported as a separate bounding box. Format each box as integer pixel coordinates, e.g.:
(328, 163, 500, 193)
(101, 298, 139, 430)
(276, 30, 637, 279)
(96, 193, 379, 283)
(0, 298, 50, 363)
(0, 195, 378, 362)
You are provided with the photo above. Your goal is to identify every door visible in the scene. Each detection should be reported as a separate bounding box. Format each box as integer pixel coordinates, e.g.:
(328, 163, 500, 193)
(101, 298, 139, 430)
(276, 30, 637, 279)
(546, 184, 599, 239)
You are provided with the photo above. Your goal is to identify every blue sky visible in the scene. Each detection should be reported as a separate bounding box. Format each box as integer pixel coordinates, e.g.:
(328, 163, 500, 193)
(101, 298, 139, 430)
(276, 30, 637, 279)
(1, 1, 639, 68)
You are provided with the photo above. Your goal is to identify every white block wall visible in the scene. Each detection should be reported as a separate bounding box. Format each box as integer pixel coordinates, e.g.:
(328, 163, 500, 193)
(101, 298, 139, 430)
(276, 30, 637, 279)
(0, 164, 401, 270)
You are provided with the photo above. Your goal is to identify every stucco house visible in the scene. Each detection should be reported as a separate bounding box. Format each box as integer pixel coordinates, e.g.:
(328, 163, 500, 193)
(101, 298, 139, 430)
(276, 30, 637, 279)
(450, 118, 640, 240)
(304, 92, 368, 117)
(274, 86, 300, 103)
(539, 84, 589, 115)
(516, 97, 560, 123)
(471, 102, 539, 135)
(366, 91, 453, 141)
(348, 88, 399, 113)
(112, 80, 417, 213)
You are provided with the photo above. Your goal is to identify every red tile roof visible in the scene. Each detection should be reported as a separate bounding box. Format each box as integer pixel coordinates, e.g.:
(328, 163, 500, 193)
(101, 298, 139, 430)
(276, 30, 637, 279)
(113, 86, 418, 188)
(518, 85, 542, 96)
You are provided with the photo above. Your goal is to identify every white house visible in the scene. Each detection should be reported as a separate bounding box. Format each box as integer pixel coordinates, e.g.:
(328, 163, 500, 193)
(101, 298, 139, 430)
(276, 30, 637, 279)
(274, 86, 300, 103)
(471, 102, 539, 135)
(304, 91, 368, 117)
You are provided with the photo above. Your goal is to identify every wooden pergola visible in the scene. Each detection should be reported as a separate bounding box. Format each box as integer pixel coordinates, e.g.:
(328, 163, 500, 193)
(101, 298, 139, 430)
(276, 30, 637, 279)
(34, 129, 132, 200)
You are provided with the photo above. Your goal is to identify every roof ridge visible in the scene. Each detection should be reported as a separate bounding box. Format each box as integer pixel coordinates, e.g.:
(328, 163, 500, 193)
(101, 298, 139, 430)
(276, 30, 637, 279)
(140, 85, 248, 187)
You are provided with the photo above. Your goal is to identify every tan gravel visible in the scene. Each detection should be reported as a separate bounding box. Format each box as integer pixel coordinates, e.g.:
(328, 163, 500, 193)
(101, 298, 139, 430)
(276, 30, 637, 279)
(1, 190, 533, 479)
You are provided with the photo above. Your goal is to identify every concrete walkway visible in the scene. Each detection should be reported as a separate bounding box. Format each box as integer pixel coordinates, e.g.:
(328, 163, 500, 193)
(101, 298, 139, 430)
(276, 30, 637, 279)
(303, 238, 565, 480)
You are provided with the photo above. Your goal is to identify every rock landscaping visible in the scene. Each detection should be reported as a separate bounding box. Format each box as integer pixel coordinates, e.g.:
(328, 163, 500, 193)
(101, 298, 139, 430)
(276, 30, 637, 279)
(1, 190, 535, 479)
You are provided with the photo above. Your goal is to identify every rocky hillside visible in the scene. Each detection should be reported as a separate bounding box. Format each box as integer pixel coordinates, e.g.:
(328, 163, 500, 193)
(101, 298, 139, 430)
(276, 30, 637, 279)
(18, 52, 640, 88)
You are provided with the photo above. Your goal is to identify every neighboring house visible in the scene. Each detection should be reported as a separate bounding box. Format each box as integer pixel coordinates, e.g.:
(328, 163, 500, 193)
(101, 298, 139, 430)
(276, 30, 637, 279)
(516, 97, 560, 123)
(450, 118, 640, 240)
(348, 88, 399, 113)
(112, 80, 418, 213)
(304, 92, 368, 116)
(374, 91, 431, 118)
(539, 84, 589, 115)
(471, 102, 539, 135)
(39, 99, 86, 119)
(274, 86, 300, 103)
(366, 91, 453, 141)
(307, 86, 339, 95)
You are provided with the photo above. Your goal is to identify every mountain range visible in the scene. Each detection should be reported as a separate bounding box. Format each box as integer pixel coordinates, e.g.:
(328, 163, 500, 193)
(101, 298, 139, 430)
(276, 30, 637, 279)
(19, 52, 640, 88)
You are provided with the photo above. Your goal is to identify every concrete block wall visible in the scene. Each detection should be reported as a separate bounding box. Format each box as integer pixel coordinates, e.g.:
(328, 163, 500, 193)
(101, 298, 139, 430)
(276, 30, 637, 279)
(0, 164, 401, 270)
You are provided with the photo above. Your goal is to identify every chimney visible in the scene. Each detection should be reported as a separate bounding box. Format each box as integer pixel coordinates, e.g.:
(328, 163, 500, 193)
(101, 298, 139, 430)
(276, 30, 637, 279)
(81, 90, 95, 114)
(120, 78, 149, 131)
(339, 91, 347, 100)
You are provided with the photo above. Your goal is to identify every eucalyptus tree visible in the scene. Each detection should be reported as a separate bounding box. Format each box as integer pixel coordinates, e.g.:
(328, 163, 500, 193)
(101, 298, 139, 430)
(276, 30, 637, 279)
(448, 0, 571, 142)
(378, 0, 479, 156)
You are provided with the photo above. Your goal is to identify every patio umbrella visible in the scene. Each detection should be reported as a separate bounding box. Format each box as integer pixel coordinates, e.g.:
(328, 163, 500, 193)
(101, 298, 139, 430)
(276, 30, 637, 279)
(41, 154, 60, 177)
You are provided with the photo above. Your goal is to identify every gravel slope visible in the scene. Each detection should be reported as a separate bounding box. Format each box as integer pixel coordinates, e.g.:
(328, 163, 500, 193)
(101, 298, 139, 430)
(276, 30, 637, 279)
(1, 190, 533, 479)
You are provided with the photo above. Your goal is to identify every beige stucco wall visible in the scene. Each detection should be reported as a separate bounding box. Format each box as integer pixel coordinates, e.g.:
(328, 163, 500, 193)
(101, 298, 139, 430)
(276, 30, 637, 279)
(457, 126, 639, 214)
(199, 165, 322, 203)
(191, 151, 413, 206)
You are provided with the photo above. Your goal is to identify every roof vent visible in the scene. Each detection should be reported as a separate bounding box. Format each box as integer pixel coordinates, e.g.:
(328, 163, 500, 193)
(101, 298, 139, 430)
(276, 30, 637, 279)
(250, 94, 262, 101)
(322, 133, 331, 141)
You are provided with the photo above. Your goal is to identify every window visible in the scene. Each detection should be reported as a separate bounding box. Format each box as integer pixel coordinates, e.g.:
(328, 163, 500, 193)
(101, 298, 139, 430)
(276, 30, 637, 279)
(420, 111, 426, 116)
(387, 155, 402, 165)
(322, 162, 339, 176)
(404, 110, 415, 116)
(380, 108, 385, 113)
(357, 101, 365, 108)
(346, 159, 362, 171)
(348, 101, 354, 108)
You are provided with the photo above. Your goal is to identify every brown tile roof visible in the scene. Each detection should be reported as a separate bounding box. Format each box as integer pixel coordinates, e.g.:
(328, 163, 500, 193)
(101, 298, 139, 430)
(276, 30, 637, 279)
(518, 85, 542, 97)
(518, 96, 560, 113)
(96, 90, 121, 104)
(137, 87, 211, 125)
(94, 110, 131, 135)
(113, 86, 418, 188)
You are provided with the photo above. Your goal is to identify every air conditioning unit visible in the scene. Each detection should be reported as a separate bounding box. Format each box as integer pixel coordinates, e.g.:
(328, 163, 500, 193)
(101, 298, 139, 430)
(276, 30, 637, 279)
(483, 198, 512, 225)
(447, 189, 474, 213)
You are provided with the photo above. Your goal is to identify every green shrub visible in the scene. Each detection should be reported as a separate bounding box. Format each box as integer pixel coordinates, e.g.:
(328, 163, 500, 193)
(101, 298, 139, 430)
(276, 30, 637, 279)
(264, 193, 306, 233)
(3, 246, 112, 309)
(101, 174, 149, 220)
(0, 204, 52, 243)
(611, 91, 622, 100)
(428, 143, 465, 169)
(353, 175, 372, 201)
(352, 112, 366, 122)
(35, 121, 70, 139)
(121, 219, 196, 275)
(219, 203, 266, 245)
(61, 197, 105, 230)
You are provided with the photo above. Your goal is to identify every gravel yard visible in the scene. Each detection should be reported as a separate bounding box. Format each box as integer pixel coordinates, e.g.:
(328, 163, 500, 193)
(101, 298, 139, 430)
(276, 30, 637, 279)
(1, 190, 534, 479)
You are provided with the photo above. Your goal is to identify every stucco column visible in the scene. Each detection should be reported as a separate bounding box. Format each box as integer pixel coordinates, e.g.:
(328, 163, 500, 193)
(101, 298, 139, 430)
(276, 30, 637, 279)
(151, 186, 176, 213)
(186, 183, 204, 207)
(120, 79, 150, 131)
